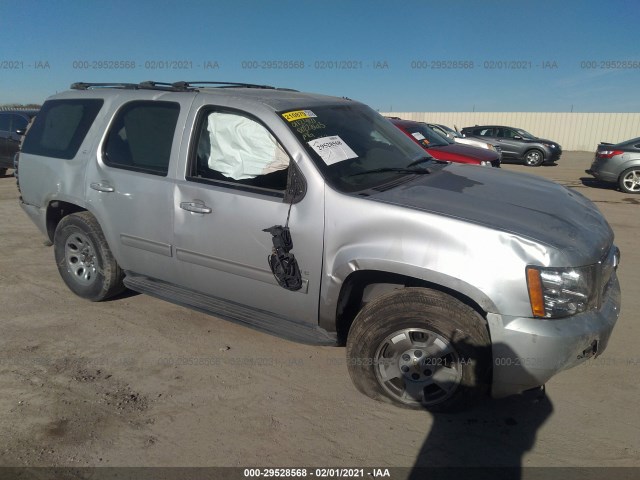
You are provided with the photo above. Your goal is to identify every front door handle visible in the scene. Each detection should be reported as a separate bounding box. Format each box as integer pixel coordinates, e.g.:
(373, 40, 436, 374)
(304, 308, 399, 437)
(180, 201, 212, 214)
(90, 182, 115, 193)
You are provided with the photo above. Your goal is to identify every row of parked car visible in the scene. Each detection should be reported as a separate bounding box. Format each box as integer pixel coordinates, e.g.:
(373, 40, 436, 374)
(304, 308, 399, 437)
(385, 116, 640, 194)
(0, 109, 38, 176)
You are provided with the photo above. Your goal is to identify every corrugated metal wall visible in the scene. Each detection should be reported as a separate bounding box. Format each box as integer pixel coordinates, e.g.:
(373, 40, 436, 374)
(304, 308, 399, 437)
(380, 112, 640, 151)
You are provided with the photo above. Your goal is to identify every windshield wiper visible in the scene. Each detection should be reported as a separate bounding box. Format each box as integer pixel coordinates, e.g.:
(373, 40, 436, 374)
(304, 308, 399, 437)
(406, 155, 435, 168)
(349, 166, 431, 177)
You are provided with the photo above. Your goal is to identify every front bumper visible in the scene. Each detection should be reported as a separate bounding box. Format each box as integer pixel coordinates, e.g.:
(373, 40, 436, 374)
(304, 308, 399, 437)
(487, 272, 621, 398)
(546, 147, 562, 162)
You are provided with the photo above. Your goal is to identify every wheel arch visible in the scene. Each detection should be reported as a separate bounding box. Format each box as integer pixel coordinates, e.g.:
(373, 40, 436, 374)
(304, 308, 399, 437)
(46, 200, 88, 242)
(334, 268, 492, 345)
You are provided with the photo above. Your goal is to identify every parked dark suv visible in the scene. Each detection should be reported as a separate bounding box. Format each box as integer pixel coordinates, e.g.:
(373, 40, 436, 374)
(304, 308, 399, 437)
(0, 110, 38, 176)
(460, 125, 561, 167)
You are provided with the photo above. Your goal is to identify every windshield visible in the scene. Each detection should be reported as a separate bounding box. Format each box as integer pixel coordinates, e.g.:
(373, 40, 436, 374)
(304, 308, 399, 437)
(435, 124, 460, 138)
(404, 123, 452, 147)
(516, 129, 536, 139)
(281, 104, 436, 193)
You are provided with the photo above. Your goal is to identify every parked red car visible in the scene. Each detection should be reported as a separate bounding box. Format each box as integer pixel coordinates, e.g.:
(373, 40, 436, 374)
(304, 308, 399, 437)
(388, 118, 501, 167)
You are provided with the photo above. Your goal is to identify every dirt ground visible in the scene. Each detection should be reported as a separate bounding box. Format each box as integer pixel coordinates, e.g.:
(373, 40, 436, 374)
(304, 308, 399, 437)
(0, 152, 638, 476)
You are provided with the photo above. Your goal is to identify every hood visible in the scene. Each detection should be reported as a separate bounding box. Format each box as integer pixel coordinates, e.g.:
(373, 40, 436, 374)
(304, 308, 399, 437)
(369, 164, 612, 265)
(530, 137, 559, 146)
(427, 143, 498, 163)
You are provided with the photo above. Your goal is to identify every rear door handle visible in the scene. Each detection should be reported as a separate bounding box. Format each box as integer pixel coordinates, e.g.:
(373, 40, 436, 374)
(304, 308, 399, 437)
(180, 201, 212, 214)
(90, 182, 115, 193)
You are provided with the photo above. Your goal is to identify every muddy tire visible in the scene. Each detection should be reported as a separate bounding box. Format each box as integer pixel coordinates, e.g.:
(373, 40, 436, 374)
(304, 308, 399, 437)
(346, 288, 491, 412)
(53, 212, 125, 301)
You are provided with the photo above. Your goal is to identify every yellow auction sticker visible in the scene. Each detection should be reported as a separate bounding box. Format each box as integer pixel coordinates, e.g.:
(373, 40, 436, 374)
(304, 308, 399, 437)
(282, 110, 317, 122)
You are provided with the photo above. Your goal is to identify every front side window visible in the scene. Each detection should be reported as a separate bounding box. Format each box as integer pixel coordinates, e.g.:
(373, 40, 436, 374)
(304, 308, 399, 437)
(190, 109, 290, 192)
(103, 101, 179, 176)
(21, 99, 103, 159)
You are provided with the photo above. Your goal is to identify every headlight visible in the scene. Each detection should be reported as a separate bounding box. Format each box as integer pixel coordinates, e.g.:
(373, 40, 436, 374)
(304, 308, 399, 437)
(480, 160, 493, 167)
(526, 265, 597, 318)
(542, 143, 556, 148)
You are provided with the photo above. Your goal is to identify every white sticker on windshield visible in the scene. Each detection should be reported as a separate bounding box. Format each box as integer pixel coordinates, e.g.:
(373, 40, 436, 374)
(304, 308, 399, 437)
(308, 136, 358, 165)
(411, 132, 426, 141)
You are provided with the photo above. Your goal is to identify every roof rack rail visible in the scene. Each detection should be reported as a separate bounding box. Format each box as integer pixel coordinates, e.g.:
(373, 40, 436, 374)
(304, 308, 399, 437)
(71, 82, 141, 90)
(172, 81, 276, 90)
(70, 81, 298, 92)
(172, 81, 298, 92)
(70, 81, 195, 92)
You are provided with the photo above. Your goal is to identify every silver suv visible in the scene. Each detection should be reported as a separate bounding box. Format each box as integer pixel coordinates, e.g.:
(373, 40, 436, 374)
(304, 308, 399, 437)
(17, 81, 621, 412)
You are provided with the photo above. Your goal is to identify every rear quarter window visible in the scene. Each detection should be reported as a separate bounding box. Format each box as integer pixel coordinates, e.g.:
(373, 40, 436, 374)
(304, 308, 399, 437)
(21, 99, 103, 159)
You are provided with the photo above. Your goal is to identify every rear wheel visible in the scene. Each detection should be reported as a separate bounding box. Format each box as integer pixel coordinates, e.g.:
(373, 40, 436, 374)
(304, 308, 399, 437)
(53, 212, 125, 301)
(524, 149, 544, 167)
(0, 168, 7, 177)
(346, 288, 491, 412)
(618, 167, 640, 194)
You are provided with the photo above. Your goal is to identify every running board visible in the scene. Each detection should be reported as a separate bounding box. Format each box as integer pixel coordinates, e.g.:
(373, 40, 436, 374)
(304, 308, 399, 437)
(123, 272, 337, 346)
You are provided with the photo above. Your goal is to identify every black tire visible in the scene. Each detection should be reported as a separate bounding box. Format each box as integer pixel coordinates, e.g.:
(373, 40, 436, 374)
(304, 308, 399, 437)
(523, 149, 544, 167)
(346, 288, 491, 412)
(0, 168, 7, 177)
(618, 167, 640, 194)
(53, 211, 125, 301)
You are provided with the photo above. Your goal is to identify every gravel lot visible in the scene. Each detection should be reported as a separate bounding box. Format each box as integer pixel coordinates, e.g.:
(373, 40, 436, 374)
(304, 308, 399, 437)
(0, 152, 638, 475)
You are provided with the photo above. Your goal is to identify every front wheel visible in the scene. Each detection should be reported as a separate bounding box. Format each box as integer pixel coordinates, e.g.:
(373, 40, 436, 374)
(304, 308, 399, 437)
(53, 212, 125, 301)
(524, 149, 544, 167)
(618, 167, 640, 194)
(346, 288, 491, 412)
(0, 167, 7, 177)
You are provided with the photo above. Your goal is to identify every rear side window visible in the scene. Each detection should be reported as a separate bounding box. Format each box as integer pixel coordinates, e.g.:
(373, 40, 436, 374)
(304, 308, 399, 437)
(21, 99, 103, 159)
(476, 128, 494, 136)
(103, 101, 179, 176)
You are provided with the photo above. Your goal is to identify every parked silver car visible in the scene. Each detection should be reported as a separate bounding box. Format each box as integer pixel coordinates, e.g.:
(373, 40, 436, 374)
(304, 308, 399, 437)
(17, 81, 621, 411)
(587, 137, 640, 194)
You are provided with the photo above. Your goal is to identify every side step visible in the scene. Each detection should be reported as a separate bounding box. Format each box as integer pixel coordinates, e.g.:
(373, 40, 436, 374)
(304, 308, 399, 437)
(123, 272, 338, 346)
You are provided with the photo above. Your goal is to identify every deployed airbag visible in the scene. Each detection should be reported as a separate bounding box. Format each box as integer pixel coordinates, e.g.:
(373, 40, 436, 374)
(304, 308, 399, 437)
(208, 112, 289, 180)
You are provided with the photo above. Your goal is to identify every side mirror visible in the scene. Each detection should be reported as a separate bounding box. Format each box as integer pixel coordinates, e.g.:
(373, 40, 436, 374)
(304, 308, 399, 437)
(15, 128, 25, 136)
(513, 135, 522, 140)
(284, 163, 306, 204)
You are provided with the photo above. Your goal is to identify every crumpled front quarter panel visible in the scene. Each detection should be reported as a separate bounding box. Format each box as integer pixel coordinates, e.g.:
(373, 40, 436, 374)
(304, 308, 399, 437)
(320, 188, 549, 328)
(319, 164, 615, 329)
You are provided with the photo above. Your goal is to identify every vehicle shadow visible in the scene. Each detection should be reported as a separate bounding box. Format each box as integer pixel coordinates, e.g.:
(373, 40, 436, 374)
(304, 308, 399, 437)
(408, 339, 554, 480)
(579, 177, 618, 192)
(108, 288, 140, 301)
